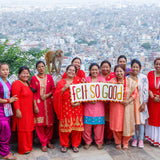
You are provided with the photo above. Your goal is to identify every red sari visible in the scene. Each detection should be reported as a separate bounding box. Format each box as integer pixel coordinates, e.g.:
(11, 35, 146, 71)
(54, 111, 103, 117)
(62, 69, 85, 80)
(12, 80, 34, 154)
(53, 77, 84, 147)
(30, 74, 55, 147)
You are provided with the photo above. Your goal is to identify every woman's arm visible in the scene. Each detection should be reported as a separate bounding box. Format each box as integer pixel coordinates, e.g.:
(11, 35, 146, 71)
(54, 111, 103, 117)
(11, 81, 22, 118)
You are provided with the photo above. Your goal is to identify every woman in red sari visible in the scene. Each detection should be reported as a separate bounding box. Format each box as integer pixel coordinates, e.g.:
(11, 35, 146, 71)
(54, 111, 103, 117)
(100, 60, 115, 144)
(62, 57, 85, 81)
(30, 61, 55, 152)
(12, 66, 34, 154)
(53, 65, 84, 153)
(110, 64, 138, 150)
(145, 57, 160, 146)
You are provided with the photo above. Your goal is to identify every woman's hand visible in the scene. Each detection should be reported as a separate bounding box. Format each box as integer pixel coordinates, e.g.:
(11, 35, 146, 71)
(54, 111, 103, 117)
(149, 91, 154, 99)
(62, 82, 70, 93)
(122, 100, 129, 106)
(153, 95, 160, 102)
(139, 103, 145, 112)
(34, 107, 39, 114)
(90, 101, 97, 104)
(41, 94, 47, 101)
(81, 77, 86, 83)
(16, 109, 22, 118)
(71, 102, 80, 108)
(9, 95, 18, 103)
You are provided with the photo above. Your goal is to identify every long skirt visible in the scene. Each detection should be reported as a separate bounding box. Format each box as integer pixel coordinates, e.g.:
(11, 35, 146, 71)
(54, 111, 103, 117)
(145, 120, 160, 147)
(18, 131, 33, 154)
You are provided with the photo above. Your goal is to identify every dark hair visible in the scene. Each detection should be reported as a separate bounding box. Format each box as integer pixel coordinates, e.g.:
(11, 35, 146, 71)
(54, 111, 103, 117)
(71, 57, 81, 64)
(89, 63, 100, 76)
(0, 63, 9, 69)
(36, 61, 45, 68)
(18, 66, 30, 75)
(66, 64, 77, 73)
(100, 60, 111, 68)
(117, 55, 127, 63)
(154, 57, 160, 65)
(131, 59, 141, 69)
(114, 64, 126, 73)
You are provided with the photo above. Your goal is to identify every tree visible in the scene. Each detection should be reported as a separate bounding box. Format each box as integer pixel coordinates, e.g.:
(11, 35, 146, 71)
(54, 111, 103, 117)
(0, 39, 48, 76)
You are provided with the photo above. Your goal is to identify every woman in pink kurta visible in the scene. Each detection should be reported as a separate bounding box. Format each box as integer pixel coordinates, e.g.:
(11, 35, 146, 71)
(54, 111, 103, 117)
(109, 64, 137, 150)
(30, 61, 55, 152)
(83, 63, 105, 150)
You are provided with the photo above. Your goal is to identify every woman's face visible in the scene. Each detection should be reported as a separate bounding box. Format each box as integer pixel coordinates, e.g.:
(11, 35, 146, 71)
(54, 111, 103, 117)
(118, 58, 127, 68)
(72, 59, 81, 70)
(90, 65, 99, 78)
(115, 67, 125, 80)
(66, 66, 76, 78)
(0, 64, 9, 79)
(154, 60, 160, 73)
(101, 63, 111, 75)
(36, 62, 45, 74)
(19, 69, 30, 82)
(131, 63, 140, 76)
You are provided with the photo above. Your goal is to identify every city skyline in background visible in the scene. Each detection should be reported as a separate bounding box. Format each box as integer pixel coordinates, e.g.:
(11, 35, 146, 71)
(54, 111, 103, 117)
(0, 0, 160, 74)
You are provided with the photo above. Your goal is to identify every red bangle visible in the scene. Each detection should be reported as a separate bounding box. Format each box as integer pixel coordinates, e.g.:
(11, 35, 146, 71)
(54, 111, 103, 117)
(6, 99, 10, 103)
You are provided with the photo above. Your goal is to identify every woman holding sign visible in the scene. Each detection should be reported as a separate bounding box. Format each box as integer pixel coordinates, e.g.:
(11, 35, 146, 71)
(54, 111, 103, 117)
(100, 60, 115, 144)
(110, 64, 138, 150)
(0, 63, 17, 160)
(53, 65, 84, 153)
(83, 63, 105, 150)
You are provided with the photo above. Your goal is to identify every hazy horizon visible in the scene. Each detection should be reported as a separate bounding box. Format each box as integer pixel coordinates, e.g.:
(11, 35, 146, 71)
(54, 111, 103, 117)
(1, 0, 160, 7)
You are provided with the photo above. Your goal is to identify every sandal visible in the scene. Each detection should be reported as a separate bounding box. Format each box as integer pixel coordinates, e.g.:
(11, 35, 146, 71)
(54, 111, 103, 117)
(83, 144, 91, 149)
(61, 147, 68, 153)
(123, 146, 128, 150)
(42, 146, 47, 152)
(116, 144, 122, 150)
(2, 153, 17, 160)
(97, 144, 103, 150)
(72, 147, 79, 153)
(47, 143, 55, 149)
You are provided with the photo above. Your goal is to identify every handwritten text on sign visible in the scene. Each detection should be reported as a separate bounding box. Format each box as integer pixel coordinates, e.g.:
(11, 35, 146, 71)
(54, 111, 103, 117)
(70, 82, 124, 103)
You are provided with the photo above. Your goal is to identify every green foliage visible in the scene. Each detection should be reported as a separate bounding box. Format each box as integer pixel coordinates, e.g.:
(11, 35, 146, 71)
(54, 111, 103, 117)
(0, 39, 48, 76)
(141, 42, 151, 50)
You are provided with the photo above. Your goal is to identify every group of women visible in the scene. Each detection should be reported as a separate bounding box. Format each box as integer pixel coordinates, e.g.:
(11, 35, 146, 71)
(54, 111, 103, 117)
(0, 55, 160, 159)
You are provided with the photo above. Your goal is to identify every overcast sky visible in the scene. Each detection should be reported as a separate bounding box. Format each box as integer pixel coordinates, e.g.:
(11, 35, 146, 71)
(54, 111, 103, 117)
(1, 0, 160, 6)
